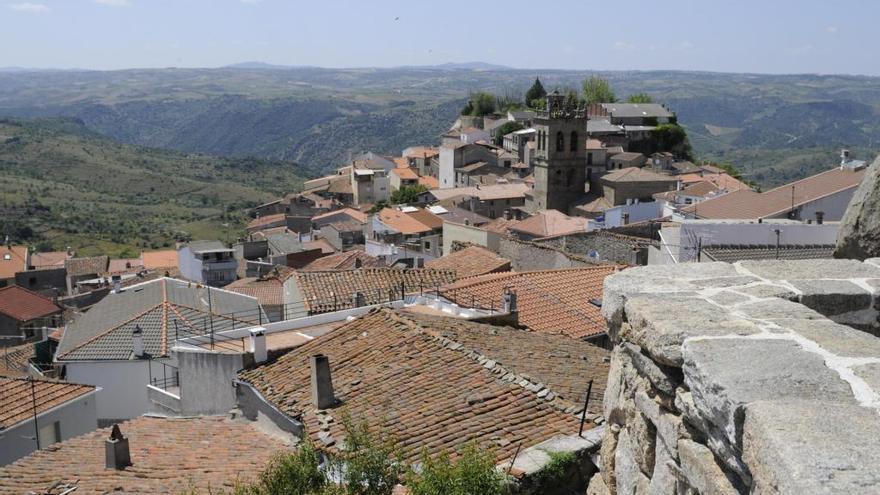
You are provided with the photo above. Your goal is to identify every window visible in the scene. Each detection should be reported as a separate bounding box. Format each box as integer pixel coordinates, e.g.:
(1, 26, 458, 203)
(570, 131, 578, 151)
(424, 241, 431, 250)
(556, 131, 564, 151)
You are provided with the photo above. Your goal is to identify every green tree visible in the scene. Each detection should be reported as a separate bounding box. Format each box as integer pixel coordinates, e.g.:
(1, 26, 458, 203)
(236, 441, 326, 495)
(493, 121, 524, 145)
(524, 78, 547, 107)
(368, 200, 389, 214)
(627, 93, 653, 103)
(462, 92, 496, 117)
(407, 443, 506, 495)
(581, 76, 617, 104)
(649, 124, 694, 160)
(390, 184, 429, 205)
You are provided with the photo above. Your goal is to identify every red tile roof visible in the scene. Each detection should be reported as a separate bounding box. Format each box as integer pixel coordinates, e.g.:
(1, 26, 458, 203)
(0, 376, 94, 429)
(0, 245, 27, 280)
(238, 309, 606, 463)
(425, 246, 510, 278)
(683, 166, 867, 219)
(0, 416, 293, 494)
(0, 286, 62, 322)
(248, 213, 286, 230)
(509, 210, 587, 238)
(377, 208, 435, 235)
(392, 167, 419, 180)
(441, 266, 624, 339)
(312, 207, 368, 224)
(418, 176, 439, 189)
(302, 251, 382, 271)
(292, 268, 457, 314)
(405, 209, 444, 231)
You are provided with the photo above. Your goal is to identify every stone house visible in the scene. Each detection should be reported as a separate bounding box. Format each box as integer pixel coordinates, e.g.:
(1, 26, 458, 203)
(600, 168, 679, 206)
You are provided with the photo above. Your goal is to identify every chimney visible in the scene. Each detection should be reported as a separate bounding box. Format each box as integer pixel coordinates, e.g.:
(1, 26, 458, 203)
(354, 257, 363, 269)
(132, 325, 144, 358)
(503, 209, 512, 220)
(502, 289, 518, 313)
(249, 327, 267, 364)
(840, 149, 850, 167)
(310, 354, 336, 409)
(622, 213, 630, 225)
(105, 424, 132, 470)
(815, 211, 824, 225)
(352, 291, 366, 307)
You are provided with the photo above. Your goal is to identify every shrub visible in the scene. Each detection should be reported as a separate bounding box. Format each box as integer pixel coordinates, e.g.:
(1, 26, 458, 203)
(407, 443, 506, 495)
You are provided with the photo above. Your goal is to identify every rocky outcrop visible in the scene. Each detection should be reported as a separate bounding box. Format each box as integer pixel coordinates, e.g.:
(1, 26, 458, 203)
(590, 260, 880, 494)
(836, 155, 880, 260)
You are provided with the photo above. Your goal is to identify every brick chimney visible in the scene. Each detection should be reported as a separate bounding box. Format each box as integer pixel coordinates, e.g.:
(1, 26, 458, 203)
(815, 211, 825, 225)
(310, 354, 336, 409)
(105, 424, 132, 470)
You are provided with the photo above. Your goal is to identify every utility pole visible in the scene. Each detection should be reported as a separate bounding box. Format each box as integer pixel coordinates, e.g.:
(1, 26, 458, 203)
(30, 377, 40, 450)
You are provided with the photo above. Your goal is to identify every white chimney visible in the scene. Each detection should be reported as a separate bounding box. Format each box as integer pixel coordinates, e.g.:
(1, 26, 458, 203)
(132, 325, 145, 358)
(249, 327, 267, 364)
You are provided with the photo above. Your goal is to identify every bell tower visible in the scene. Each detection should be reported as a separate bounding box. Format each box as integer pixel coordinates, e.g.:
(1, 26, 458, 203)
(528, 91, 587, 212)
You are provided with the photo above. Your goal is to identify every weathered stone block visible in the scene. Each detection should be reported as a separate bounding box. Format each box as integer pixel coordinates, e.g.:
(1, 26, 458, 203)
(682, 338, 857, 449)
(772, 318, 880, 357)
(706, 290, 752, 307)
(633, 387, 660, 426)
(738, 258, 880, 280)
(730, 283, 798, 301)
(615, 429, 651, 495)
(601, 424, 620, 492)
(647, 441, 683, 495)
(622, 343, 680, 396)
(678, 440, 740, 495)
(587, 472, 612, 495)
(624, 296, 761, 366)
(835, 155, 880, 260)
(736, 298, 825, 321)
(852, 362, 880, 392)
(656, 410, 689, 461)
(743, 400, 880, 494)
(627, 410, 656, 477)
(791, 279, 874, 316)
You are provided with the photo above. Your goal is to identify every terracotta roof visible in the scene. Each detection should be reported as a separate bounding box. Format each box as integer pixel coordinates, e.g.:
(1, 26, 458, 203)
(680, 180, 721, 197)
(601, 167, 679, 183)
(301, 251, 382, 271)
(141, 250, 178, 269)
(64, 256, 109, 277)
(678, 172, 750, 192)
(28, 251, 69, 270)
(441, 266, 624, 339)
(682, 166, 867, 219)
(0, 342, 36, 377)
(292, 268, 457, 314)
(248, 213, 286, 230)
(377, 208, 435, 235)
(483, 217, 519, 234)
(0, 245, 28, 280)
(702, 244, 836, 262)
(0, 416, 292, 494)
(426, 246, 510, 278)
(428, 183, 530, 202)
(56, 278, 265, 361)
(417, 176, 438, 189)
(572, 194, 613, 214)
(405, 209, 444, 230)
(238, 309, 607, 463)
(312, 207, 368, 224)
(392, 167, 419, 180)
(303, 238, 338, 254)
(509, 210, 587, 238)
(0, 376, 94, 429)
(403, 146, 439, 158)
(225, 277, 283, 306)
(0, 286, 62, 322)
(392, 157, 409, 168)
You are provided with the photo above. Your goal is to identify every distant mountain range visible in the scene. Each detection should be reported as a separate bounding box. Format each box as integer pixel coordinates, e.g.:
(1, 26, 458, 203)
(0, 66, 876, 187)
(223, 60, 515, 71)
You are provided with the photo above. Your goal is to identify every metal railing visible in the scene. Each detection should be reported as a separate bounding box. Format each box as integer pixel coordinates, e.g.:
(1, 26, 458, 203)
(148, 359, 179, 391)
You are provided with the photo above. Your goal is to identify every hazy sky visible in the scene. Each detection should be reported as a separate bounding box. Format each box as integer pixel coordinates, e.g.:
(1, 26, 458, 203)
(1, 0, 878, 75)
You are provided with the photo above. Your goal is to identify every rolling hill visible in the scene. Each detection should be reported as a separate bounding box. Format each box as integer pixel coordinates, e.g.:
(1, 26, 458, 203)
(0, 67, 878, 187)
(0, 118, 311, 257)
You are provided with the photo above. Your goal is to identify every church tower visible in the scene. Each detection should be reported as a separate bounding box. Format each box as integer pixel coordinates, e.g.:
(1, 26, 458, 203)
(528, 91, 587, 212)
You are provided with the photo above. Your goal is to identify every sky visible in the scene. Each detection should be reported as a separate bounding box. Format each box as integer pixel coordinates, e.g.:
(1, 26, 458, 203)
(1, 0, 878, 76)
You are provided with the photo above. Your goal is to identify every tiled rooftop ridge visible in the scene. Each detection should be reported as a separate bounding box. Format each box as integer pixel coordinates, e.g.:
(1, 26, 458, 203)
(589, 258, 880, 494)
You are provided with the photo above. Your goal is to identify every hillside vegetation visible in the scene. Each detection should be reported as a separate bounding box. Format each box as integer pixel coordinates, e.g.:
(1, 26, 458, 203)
(0, 119, 310, 257)
(1, 68, 877, 186)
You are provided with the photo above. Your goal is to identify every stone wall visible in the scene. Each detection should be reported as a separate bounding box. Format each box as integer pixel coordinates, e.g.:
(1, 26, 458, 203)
(589, 259, 880, 494)
(498, 236, 596, 271)
(535, 231, 655, 266)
